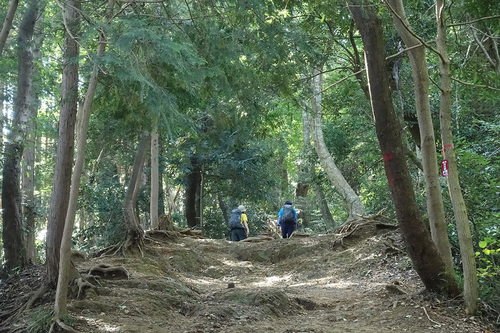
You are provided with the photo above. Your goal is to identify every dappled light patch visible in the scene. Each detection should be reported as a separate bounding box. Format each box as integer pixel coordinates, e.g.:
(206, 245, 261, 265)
(74, 316, 121, 332)
(251, 274, 294, 287)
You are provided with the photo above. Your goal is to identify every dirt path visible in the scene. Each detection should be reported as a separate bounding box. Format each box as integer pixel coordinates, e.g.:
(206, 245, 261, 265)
(66, 226, 493, 333)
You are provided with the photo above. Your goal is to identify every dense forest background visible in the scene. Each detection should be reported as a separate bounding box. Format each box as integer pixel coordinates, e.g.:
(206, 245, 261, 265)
(0, 0, 499, 329)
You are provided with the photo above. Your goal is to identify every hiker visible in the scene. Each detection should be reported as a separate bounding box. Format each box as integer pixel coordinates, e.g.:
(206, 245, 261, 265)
(277, 200, 298, 238)
(229, 205, 249, 242)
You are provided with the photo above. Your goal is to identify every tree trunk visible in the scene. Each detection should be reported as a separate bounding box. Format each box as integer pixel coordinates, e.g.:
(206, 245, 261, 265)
(46, 0, 80, 286)
(0, 83, 4, 152)
(218, 194, 229, 224)
(2, 0, 39, 271)
(199, 164, 204, 230)
(150, 123, 159, 229)
(310, 67, 365, 221)
(0, 0, 19, 54)
(348, 0, 459, 295)
(387, 0, 454, 272)
(435, 0, 478, 314)
(22, 11, 43, 264)
(123, 132, 149, 243)
(22, 79, 37, 265)
(185, 157, 201, 228)
(158, 155, 165, 216)
(54, 0, 114, 319)
(301, 106, 334, 229)
(313, 182, 335, 230)
(295, 176, 310, 228)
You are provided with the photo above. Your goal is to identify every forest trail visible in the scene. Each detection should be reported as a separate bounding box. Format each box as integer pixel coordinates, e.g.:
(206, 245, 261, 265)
(1, 222, 496, 332)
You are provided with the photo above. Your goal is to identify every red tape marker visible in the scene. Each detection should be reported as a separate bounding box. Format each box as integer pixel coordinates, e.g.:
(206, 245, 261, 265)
(383, 153, 394, 162)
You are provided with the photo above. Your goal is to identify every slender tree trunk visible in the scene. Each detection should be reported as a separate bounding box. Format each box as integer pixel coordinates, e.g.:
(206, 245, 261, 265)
(132, 158, 147, 229)
(310, 67, 365, 221)
(22, 95, 37, 264)
(150, 123, 159, 229)
(218, 194, 229, 224)
(313, 182, 335, 229)
(435, 0, 478, 314)
(185, 157, 201, 228)
(0, 83, 4, 152)
(158, 164, 165, 216)
(295, 177, 310, 228)
(123, 132, 149, 243)
(296, 99, 311, 226)
(387, 0, 454, 272)
(158, 144, 166, 216)
(0, 0, 19, 54)
(54, 0, 114, 320)
(348, 24, 370, 101)
(46, 0, 80, 286)
(348, 0, 459, 295)
(22, 11, 43, 264)
(2, 0, 39, 270)
(199, 164, 204, 230)
(301, 106, 334, 229)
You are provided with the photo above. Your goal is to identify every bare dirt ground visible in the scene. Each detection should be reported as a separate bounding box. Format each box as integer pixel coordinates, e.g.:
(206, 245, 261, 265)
(1, 222, 498, 333)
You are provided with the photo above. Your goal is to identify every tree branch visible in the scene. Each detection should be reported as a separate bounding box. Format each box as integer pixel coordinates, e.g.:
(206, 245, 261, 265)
(320, 69, 364, 94)
(448, 15, 500, 27)
(383, 0, 443, 61)
(451, 77, 500, 92)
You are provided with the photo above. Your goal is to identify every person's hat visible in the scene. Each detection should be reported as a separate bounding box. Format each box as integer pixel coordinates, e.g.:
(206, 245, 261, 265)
(285, 201, 292, 205)
(238, 205, 246, 212)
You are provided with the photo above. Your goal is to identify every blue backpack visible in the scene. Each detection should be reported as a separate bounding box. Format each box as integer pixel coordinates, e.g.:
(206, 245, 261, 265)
(228, 209, 243, 228)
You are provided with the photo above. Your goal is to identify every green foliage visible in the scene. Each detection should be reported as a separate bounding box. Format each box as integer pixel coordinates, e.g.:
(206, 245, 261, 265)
(476, 237, 500, 308)
(25, 306, 53, 333)
(201, 207, 227, 240)
(452, 144, 499, 237)
(73, 165, 127, 251)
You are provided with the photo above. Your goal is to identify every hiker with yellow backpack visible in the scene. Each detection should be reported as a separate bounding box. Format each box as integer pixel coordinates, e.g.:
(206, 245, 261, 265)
(228, 205, 249, 241)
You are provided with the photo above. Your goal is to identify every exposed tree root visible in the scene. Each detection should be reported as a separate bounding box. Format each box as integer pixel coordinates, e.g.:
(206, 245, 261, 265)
(74, 277, 96, 299)
(49, 318, 77, 333)
(330, 209, 398, 248)
(178, 228, 203, 238)
(0, 282, 51, 332)
(93, 232, 146, 258)
(88, 264, 129, 280)
(145, 229, 180, 242)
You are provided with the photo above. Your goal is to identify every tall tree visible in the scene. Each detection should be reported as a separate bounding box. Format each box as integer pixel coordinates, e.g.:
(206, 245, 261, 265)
(386, 0, 454, 271)
(54, 0, 115, 323)
(1, 0, 39, 270)
(302, 104, 335, 229)
(310, 67, 366, 221)
(435, 0, 478, 314)
(21, 25, 42, 264)
(150, 122, 159, 229)
(45, 0, 80, 286)
(0, 0, 19, 54)
(185, 156, 202, 228)
(347, 0, 459, 295)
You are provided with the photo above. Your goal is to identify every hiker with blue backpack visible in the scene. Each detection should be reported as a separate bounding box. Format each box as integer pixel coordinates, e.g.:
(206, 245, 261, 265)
(228, 205, 249, 241)
(277, 201, 298, 238)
